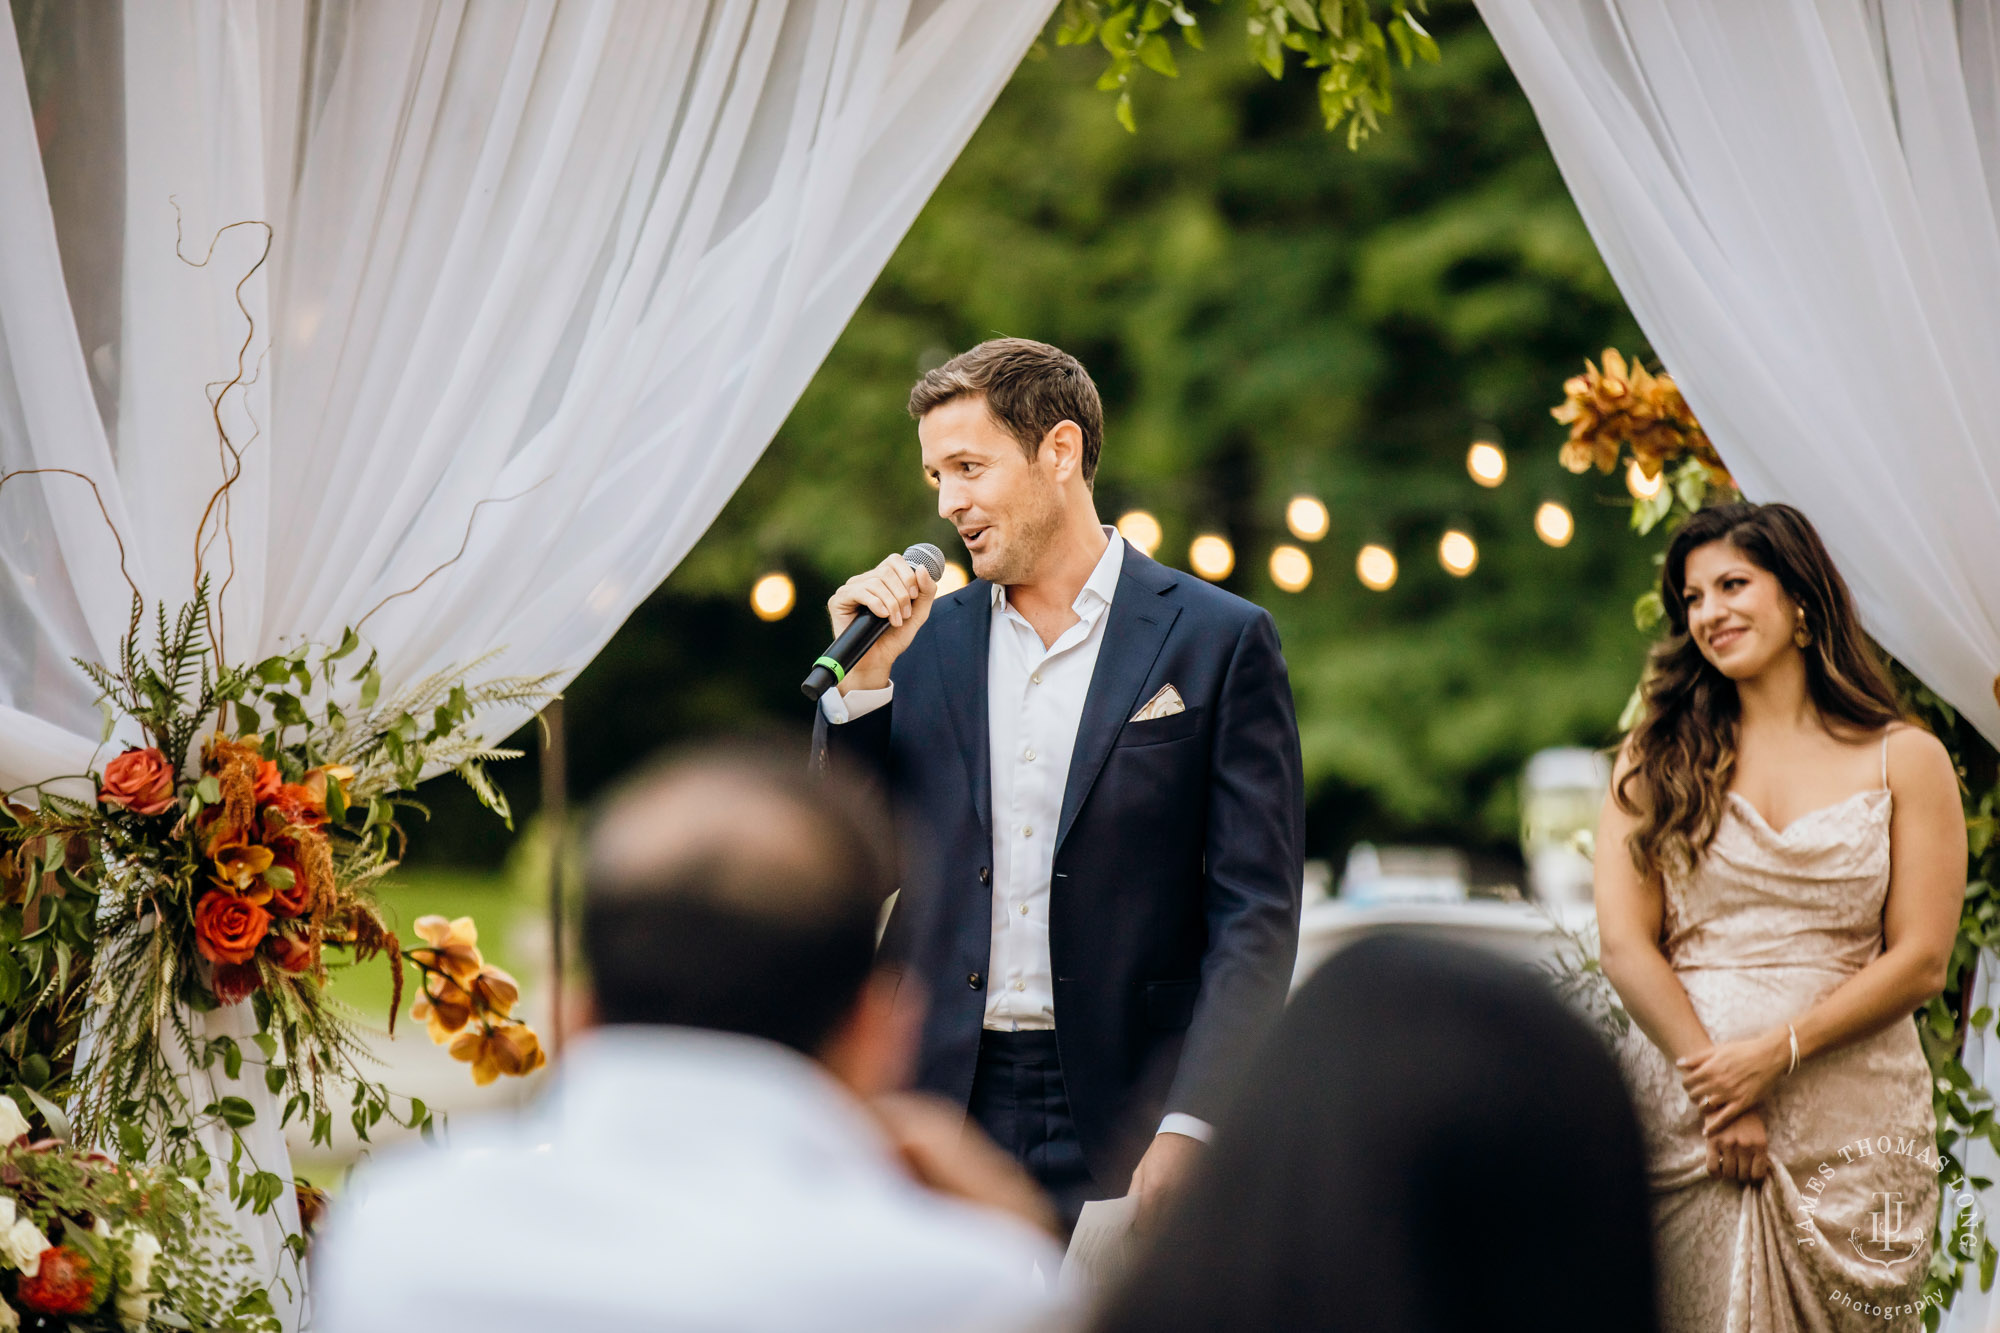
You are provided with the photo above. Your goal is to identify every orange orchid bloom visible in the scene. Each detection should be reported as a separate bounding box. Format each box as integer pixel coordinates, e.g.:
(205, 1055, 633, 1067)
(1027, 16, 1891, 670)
(298, 765, 356, 814)
(408, 915, 482, 983)
(209, 839, 276, 903)
(410, 972, 474, 1045)
(469, 965, 520, 1018)
(449, 1020, 546, 1086)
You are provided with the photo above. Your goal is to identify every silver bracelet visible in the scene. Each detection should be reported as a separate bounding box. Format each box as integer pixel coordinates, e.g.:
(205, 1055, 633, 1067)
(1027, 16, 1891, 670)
(1786, 1023, 1800, 1077)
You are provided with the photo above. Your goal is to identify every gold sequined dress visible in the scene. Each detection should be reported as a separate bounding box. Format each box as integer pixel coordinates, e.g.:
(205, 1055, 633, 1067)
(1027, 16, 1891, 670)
(1617, 750, 1937, 1332)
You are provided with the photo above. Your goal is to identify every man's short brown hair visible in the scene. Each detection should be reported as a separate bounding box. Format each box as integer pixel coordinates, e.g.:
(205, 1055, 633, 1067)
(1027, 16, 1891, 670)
(908, 338, 1104, 484)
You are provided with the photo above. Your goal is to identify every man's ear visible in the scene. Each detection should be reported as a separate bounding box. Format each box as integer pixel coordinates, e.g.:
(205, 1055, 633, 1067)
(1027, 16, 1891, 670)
(1042, 419, 1085, 485)
(818, 970, 921, 1099)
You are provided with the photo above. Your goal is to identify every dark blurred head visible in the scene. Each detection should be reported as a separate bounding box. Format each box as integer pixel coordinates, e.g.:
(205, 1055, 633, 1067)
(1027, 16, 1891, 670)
(1093, 935, 1658, 1333)
(581, 749, 894, 1058)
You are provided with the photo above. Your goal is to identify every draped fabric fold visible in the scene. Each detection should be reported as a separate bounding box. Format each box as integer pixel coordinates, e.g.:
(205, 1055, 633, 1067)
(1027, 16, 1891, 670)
(1474, 0, 2000, 749)
(2, 2, 1054, 1324)
(1475, 4, 2000, 1326)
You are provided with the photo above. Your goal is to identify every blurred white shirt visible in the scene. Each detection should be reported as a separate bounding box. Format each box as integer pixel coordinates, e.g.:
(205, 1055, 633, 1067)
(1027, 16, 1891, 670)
(315, 1028, 1063, 1333)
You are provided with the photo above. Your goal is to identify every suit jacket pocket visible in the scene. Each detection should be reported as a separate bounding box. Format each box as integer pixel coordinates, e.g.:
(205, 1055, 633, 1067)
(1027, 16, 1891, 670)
(1117, 705, 1203, 748)
(1145, 979, 1200, 1031)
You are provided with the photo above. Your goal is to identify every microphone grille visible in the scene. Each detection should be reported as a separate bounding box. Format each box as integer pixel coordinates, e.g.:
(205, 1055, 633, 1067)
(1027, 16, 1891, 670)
(902, 543, 947, 581)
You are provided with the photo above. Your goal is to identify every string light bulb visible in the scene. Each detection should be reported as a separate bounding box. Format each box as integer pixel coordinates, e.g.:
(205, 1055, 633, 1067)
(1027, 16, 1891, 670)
(1626, 459, 1664, 500)
(1439, 530, 1479, 576)
(750, 572, 796, 621)
(1117, 510, 1163, 556)
(1269, 545, 1313, 592)
(1285, 495, 1329, 542)
(1189, 534, 1235, 581)
(1534, 501, 1575, 548)
(1466, 441, 1507, 488)
(1356, 544, 1398, 591)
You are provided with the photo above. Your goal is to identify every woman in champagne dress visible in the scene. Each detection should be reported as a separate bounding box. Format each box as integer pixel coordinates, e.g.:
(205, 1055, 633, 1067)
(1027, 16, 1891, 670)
(1594, 503, 1966, 1332)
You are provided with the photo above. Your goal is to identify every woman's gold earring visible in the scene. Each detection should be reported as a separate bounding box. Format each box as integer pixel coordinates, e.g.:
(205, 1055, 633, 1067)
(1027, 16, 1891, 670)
(1793, 610, 1812, 648)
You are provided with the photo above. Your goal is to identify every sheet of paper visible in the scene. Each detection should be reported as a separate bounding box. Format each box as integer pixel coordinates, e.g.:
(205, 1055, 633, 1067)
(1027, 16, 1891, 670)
(1059, 1193, 1140, 1295)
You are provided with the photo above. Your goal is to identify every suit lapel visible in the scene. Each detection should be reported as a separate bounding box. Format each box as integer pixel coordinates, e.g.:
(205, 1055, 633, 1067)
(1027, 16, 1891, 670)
(929, 584, 993, 842)
(1056, 556, 1181, 854)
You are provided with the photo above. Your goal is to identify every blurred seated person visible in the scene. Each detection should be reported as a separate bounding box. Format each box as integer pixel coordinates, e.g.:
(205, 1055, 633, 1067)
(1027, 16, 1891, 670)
(317, 749, 1062, 1333)
(1090, 934, 1659, 1333)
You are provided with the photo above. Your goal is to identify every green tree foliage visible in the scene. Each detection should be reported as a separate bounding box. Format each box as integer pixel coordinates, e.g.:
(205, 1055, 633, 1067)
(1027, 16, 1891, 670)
(660, 3, 1658, 864)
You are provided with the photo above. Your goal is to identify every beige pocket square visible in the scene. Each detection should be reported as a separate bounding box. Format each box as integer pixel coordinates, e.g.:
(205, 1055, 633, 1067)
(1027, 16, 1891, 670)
(1130, 684, 1185, 722)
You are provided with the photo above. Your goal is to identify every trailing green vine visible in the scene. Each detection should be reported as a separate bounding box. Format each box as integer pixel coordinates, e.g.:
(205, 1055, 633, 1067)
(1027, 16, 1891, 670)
(1049, 0, 1439, 143)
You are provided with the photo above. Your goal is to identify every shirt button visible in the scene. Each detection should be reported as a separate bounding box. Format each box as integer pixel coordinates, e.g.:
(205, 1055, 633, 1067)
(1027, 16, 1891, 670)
(1023, 748, 1036, 762)
(1018, 903, 1028, 915)
(1022, 825, 1033, 838)
(1012, 980, 1025, 991)
(1031, 672, 1043, 685)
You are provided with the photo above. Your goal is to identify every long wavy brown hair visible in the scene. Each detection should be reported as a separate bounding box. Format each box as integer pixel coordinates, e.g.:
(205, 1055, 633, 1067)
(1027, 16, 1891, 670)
(1617, 502, 1904, 881)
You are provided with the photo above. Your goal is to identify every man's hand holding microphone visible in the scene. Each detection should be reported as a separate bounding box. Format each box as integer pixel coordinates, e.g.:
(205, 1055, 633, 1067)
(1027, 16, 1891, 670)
(803, 545, 943, 699)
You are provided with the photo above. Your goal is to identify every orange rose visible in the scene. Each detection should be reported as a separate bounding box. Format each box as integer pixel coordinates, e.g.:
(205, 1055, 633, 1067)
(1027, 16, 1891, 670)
(252, 759, 281, 804)
(98, 748, 175, 816)
(265, 931, 317, 975)
(264, 848, 309, 917)
(14, 1245, 99, 1315)
(265, 783, 326, 831)
(194, 890, 270, 965)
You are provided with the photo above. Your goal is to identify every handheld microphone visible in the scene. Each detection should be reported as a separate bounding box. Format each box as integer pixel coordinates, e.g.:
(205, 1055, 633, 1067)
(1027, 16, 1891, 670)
(802, 543, 947, 702)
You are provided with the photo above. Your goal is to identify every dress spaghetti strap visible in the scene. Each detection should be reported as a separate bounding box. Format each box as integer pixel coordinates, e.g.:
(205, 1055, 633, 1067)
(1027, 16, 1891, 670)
(1881, 729, 1891, 789)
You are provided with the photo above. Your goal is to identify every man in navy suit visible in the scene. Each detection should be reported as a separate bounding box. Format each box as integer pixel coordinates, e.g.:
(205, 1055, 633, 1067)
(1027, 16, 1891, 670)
(813, 338, 1303, 1225)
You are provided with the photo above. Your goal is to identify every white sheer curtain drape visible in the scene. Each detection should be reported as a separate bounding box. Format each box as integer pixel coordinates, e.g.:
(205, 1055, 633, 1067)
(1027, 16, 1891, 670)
(3, 1, 1053, 1324)
(1475, 0, 2000, 748)
(1474, 3, 2000, 1325)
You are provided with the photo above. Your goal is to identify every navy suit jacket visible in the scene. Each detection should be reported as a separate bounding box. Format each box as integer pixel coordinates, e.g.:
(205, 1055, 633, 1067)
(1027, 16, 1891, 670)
(811, 544, 1304, 1187)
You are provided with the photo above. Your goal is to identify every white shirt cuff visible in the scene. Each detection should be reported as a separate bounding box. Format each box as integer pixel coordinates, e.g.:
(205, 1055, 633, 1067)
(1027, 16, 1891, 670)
(819, 682, 893, 724)
(1157, 1113, 1213, 1144)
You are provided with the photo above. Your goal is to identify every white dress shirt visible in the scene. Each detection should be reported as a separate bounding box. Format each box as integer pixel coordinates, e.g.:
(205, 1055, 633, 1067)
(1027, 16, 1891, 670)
(822, 529, 1210, 1144)
(315, 1028, 1062, 1333)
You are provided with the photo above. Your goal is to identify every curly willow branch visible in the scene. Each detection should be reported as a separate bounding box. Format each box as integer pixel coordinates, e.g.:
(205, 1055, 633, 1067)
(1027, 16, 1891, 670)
(172, 201, 273, 668)
(352, 474, 556, 635)
(0, 468, 142, 608)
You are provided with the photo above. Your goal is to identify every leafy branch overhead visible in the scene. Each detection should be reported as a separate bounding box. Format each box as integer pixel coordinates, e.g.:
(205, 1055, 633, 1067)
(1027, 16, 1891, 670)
(1053, 0, 1440, 143)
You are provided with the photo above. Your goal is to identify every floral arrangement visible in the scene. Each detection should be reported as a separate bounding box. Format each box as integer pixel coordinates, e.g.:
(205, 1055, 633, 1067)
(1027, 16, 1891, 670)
(0, 585, 552, 1205)
(0, 1095, 277, 1331)
(1553, 348, 1733, 521)
(1550, 355, 2000, 1327)
(0, 220, 559, 1314)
